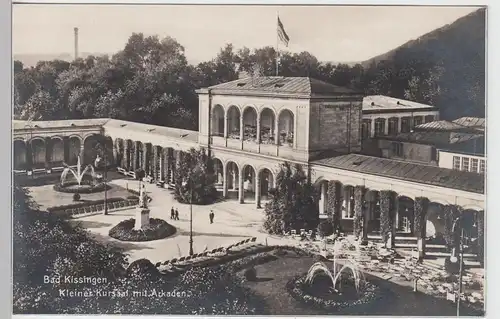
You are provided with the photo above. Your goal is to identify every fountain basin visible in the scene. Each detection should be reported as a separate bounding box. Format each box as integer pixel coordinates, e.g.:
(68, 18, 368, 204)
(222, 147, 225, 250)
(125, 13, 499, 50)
(287, 273, 381, 312)
(53, 181, 109, 194)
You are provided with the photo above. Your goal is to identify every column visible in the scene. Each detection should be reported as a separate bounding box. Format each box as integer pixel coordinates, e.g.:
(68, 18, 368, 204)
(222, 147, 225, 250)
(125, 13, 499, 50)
(319, 183, 327, 215)
(133, 142, 139, 171)
(79, 144, 85, 165)
(256, 115, 261, 144)
(123, 142, 129, 170)
(152, 146, 157, 180)
(223, 113, 228, 138)
(238, 167, 244, 204)
(370, 119, 375, 138)
(274, 117, 280, 145)
(112, 141, 118, 167)
(398, 117, 403, 133)
(239, 114, 244, 141)
(158, 149, 163, 181)
(165, 149, 171, 183)
(362, 199, 372, 243)
(222, 162, 228, 198)
(142, 144, 149, 173)
(255, 172, 261, 208)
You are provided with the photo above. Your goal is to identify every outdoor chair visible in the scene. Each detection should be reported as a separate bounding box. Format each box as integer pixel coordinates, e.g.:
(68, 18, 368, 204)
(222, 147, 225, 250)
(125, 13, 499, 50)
(251, 237, 257, 242)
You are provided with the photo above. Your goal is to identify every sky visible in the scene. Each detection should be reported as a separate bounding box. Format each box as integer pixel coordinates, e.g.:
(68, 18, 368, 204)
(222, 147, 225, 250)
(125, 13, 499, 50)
(12, 4, 481, 64)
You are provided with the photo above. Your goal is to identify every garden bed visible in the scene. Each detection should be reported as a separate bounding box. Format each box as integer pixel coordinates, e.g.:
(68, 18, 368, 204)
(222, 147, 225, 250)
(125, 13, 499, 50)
(109, 218, 176, 242)
(53, 181, 110, 194)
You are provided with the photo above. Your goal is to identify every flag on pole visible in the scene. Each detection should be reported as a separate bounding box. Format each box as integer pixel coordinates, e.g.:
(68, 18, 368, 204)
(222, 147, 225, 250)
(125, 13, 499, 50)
(277, 16, 290, 47)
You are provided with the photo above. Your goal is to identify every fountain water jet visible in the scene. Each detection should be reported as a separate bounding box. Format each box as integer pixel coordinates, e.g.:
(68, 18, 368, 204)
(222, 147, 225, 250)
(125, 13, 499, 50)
(60, 155, 96, 187)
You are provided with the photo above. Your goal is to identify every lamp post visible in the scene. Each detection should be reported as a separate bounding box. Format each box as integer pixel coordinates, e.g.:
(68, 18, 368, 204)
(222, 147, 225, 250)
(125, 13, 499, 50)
(189, 179, 193, 256)
(103, 141, 108, 215)
(457, 227, 464, 316)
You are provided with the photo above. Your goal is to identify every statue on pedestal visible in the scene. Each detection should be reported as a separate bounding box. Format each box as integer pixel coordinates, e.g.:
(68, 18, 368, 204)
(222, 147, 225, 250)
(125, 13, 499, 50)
(138, 183, 148, 208)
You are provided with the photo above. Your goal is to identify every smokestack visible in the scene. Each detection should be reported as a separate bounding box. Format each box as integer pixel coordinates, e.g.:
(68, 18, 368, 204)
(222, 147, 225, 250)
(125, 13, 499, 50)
(74, 27, 79, 60)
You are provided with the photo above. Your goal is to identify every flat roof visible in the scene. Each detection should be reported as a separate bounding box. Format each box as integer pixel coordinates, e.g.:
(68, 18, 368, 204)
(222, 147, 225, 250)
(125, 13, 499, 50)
(312, 153, 484, 194)
(102, 119, 199, 142)
(13, 118, 110, 130)
(362, 95, 437, 112)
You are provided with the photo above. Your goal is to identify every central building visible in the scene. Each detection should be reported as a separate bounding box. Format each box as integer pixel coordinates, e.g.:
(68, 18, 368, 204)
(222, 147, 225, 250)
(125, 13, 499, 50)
(197, 76, 364, 162)
(195, 76, 364, 207)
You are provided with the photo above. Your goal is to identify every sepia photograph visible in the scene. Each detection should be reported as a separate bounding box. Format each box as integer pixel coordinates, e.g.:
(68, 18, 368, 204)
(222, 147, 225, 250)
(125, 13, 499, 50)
(11, 2, 486, 316)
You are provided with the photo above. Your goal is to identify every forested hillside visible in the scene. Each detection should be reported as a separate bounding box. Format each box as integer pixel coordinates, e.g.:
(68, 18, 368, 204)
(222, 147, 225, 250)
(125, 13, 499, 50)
(13, 9, 485, 129)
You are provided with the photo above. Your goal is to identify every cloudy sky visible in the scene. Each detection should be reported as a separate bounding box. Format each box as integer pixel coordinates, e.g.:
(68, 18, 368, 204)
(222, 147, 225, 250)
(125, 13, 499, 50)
(13, 4, 480, 63)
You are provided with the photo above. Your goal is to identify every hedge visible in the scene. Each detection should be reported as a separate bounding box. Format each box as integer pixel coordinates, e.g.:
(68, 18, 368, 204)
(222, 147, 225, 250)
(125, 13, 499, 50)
(353, 186, 365, 239)
(47, 197, 139, 217)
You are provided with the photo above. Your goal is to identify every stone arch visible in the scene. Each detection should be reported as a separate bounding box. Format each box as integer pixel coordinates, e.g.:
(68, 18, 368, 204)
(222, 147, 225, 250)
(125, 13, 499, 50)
(258, 167, 275, 201)
(225, 160, 239, 198)
(83, 134, 100, 166)
(242, 106, 258, 142)
(259, 107, 276, 144)
(397, 195, 415, 234)
(278, 108, 294, 146)
(13, 140, 27, 170)
(341, 184, 356, 219)
(226, 105, 241, 139)
(50, 136, 65, 165)
(425, 202, 446, 241)
(68, 136, 81, 165)
(30, 137, 46, 168)
(241, 163, 257, 201)
(211, 104, 225, 137)
(213, 158, 224, 186)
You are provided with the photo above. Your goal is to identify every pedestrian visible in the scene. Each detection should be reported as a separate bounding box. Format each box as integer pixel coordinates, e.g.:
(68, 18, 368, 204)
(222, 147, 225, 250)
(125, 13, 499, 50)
(175, 208, 179, 220)
(209, 210, 214, 224)
(170, 207, 175, 220)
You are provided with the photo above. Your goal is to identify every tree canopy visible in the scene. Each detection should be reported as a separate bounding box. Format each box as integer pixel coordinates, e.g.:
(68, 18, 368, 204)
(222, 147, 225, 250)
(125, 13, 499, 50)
(14, 10, 485, 127)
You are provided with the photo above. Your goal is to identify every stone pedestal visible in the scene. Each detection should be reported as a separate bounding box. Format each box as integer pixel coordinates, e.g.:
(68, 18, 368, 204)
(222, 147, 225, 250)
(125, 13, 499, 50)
(134, 207, 150, 230)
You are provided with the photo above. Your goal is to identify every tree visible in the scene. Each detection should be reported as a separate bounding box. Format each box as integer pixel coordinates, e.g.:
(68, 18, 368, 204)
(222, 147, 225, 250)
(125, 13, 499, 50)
(174, 147, 218, 205)
(263, 162, 319, 234)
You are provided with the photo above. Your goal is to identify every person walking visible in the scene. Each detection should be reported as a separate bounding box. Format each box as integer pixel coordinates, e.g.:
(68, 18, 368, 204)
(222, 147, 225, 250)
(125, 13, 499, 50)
(175, 208, 179, 220)
(170, 207, 175, 220)
(209, 210, 214, 224)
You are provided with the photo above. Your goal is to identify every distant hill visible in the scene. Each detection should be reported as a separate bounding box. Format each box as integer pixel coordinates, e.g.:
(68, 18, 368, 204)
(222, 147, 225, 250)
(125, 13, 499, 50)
(361, 8, 486, 120)
(14, 52, 107, 68)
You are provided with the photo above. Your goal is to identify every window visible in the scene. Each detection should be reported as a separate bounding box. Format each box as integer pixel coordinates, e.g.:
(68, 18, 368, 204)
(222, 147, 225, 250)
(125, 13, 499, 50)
(413, 116, 423, 127)
(388, 118, 399, 135)
(480, 160, 485, 174)
(453, 156, 461, 170)
(471, 158, 479, 173)
(392, 142, 403, 157)
(425, 115, 435, 123)
(462, 157, 470, 172)
(374, 119, 385, 137)
(361, 120, 370, 139)
(401, 117, 411, 133)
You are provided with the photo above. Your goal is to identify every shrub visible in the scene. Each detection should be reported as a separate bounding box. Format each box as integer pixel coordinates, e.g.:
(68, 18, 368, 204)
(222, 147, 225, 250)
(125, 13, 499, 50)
(126, 258, 161, 281)
(318, 220, 334, 237)
(244, 267, 257, 281)
(108, 218, 176, 242)
(73, 193, 81, 201)
(46, 197, 126, 213)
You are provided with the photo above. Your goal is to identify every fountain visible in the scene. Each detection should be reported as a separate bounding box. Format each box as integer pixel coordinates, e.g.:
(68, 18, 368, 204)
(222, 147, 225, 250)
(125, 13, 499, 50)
(287, 237, 380, 311)
(54, 155, 106, 193)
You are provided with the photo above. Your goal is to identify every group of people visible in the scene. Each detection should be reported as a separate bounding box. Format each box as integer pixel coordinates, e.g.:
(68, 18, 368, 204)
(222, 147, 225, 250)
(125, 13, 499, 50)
(170, 207, 180, 220)
(170, 207, 216, 224)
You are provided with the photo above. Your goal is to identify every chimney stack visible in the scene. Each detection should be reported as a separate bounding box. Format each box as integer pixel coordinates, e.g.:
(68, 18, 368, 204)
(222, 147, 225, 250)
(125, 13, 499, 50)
(74, 27, 79, 60)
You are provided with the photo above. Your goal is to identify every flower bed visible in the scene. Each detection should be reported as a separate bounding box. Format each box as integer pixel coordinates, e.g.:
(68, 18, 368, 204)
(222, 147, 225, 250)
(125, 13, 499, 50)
(47, 197, 135, 217)
(286, 274, 381, 312)
(109, 218, 176, 242)
(53, 181, 109, 194)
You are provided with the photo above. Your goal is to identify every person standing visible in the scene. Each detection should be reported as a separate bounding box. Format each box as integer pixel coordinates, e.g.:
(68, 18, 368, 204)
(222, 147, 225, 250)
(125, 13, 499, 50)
(175, 208, 179, 220)
(170, 207, 175, 220)
(209, 210, 214, 224)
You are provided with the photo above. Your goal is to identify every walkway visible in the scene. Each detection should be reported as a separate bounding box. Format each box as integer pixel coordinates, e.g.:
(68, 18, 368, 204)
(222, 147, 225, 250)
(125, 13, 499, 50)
(71, 179, 291, 264)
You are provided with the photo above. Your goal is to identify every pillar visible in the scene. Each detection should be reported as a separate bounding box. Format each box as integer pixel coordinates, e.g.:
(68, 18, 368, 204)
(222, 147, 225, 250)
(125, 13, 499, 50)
(398, 117, 403, 133)
(383, 118, 389, 135)
(158, 149, 163, 181)
(362, 199, 371, 243)
(222, 162, 228, 198)
(152, 146, 158, 180)
(63, 137, 69, 164)
(223, 113, 228, 138)
(112, 141, 118, 167)
(238, 167, 244, 204)
(319, 182, 327, 215)
(255, 171, 261, 208)
(256, 114, 261, 143)
(239, 113, 244, 141)
(142, 144, 149, 173)
(370, 119, 375, 137)
(164, 149, 171, 183)
(275, 117, 279, 145)
(123, 142, 129, 170)
(133, 142, 139, 171)
(79, 144, 85, 165)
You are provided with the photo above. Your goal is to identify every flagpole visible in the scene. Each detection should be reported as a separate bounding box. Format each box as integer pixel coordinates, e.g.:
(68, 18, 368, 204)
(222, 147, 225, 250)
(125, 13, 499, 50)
(276, 11, 279, 76)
